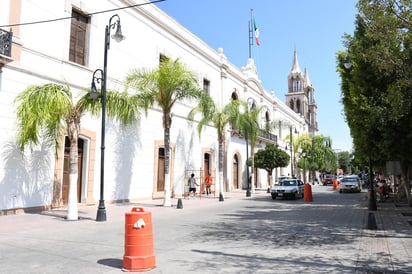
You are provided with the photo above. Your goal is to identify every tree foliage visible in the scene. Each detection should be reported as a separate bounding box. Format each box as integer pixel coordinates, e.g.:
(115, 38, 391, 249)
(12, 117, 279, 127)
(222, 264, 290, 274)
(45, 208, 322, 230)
(125, 58, 203, 206)
(254, 144, 290, 175)
(14, 83, 141, 220)
(336, 0, 412, 175)
(188, 96, 242, 196)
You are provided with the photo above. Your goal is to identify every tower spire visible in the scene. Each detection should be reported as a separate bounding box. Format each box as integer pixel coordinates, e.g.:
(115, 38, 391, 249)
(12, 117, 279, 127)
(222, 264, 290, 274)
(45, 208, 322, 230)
(304, 67, 312, 87)
(291, 49, 301, 73)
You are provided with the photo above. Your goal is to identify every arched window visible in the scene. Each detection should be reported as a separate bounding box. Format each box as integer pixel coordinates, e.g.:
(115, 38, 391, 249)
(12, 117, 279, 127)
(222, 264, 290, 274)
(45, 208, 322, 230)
(296, 99, 301, 113)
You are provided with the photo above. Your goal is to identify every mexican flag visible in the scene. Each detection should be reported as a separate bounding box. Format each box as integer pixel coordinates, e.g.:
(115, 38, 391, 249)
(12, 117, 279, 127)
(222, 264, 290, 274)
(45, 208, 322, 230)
(254, 18, 260, 46)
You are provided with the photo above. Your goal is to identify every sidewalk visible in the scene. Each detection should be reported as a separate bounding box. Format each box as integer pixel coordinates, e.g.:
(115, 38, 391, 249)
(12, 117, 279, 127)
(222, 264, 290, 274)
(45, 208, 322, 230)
(357, 194, 412, 273)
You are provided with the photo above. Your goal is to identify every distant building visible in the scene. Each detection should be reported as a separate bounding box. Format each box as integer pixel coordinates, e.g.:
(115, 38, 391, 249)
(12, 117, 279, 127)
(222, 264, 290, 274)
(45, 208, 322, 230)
(285, 50, 318, 133)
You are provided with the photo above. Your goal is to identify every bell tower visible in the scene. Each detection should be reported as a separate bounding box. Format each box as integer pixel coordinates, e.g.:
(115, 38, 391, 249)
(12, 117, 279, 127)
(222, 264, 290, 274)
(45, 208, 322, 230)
(285, 50, 318, 133)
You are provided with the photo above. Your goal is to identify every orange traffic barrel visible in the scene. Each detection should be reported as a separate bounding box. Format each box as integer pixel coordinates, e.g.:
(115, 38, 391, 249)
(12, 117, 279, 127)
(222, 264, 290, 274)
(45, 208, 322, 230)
(304, 184, 313, 202)
(123, 207, 156, 272)
(333, 179, 338, 190)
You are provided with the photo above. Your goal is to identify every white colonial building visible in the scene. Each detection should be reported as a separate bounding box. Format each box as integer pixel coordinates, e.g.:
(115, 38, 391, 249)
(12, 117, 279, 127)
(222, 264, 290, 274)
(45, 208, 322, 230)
(0, 0, 307, 214)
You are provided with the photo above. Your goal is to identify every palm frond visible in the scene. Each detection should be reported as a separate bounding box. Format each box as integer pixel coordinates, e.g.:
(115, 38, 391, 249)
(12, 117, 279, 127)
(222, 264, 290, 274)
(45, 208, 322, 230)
(14, 83, 72, 151)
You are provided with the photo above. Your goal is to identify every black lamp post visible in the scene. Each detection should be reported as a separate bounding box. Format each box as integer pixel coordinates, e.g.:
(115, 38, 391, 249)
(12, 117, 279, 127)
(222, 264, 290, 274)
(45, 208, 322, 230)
(245, 130, 251, 197)
(311, 136, 314, 184)
(368, 156, 377, 210)
(289, 127, 293, 177)
(242, 98, 255, 197)
(301, 150, 307, 183)
(91, 14, 125, 222)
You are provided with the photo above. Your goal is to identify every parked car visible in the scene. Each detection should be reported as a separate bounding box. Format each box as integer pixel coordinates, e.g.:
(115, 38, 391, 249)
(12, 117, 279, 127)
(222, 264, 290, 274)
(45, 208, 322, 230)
(323, 174, 336, 186)
(271, 179, 304, 200)
(339, 176, 362, 193)
(274, 176, 290, 185)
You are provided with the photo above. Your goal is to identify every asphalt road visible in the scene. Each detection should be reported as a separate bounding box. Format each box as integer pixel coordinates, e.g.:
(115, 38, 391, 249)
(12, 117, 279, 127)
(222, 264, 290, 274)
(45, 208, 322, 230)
(0, 185, 410, 273)
(151, 187, 367, 273)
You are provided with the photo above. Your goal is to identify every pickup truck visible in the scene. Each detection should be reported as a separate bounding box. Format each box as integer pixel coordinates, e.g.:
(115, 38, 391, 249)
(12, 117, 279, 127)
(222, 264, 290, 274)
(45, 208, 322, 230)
(271, 179, 304, 200)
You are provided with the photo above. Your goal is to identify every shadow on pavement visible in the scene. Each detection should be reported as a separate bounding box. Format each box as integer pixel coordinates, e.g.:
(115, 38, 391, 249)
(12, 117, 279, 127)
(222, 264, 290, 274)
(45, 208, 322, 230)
(97, 258, 123, 269)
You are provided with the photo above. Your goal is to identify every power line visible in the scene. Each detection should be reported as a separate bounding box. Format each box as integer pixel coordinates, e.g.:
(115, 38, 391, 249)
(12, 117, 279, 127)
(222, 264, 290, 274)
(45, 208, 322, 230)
(0, 0, 166, 28)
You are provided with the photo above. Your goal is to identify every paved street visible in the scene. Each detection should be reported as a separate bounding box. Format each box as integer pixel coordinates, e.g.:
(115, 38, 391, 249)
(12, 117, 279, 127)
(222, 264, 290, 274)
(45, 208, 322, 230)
(0, 185, 411, 273)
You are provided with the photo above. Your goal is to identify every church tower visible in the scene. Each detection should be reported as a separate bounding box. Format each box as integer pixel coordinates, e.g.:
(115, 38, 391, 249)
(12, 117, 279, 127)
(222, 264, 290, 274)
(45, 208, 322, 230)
(285, 50, 318, 133)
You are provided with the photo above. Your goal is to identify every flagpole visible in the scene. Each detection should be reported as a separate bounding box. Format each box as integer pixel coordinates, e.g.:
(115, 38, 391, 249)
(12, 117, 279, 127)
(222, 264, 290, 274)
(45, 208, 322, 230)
(249, 9, 253, 58)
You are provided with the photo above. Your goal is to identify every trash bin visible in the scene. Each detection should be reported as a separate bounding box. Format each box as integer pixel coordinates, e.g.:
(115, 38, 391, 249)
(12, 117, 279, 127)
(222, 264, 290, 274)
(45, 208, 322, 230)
(123, 207, 156, 272)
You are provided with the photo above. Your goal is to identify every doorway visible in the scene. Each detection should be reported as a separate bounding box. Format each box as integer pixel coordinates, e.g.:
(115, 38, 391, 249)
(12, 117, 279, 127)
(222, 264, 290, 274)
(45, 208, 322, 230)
(232, 154, 239, 189)
(62, 137, 84, 204)
(157, 147, 165, 192)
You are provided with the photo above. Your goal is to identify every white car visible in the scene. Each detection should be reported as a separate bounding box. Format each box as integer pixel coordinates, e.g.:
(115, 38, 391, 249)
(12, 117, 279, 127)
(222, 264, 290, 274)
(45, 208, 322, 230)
(339, 176, 362, 193)
(271, 179, 304, 200)
(274, 176, 290, 185)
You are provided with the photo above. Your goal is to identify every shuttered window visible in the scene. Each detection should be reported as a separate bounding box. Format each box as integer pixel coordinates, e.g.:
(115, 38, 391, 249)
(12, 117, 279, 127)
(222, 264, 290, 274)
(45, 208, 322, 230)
(69, 10, 89, 65)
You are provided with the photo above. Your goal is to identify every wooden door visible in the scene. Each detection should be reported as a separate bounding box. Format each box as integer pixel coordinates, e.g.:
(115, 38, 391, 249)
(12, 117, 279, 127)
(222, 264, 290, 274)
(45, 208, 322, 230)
(232, 155, 239, 189)
(157, 148, 165, 191)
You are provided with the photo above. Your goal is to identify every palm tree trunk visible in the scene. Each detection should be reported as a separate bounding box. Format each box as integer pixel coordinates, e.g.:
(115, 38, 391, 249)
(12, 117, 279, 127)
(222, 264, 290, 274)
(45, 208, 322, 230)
(67, 120, 79, 220)
(218, 141, 224, 198)
(163, 125, 172, 207)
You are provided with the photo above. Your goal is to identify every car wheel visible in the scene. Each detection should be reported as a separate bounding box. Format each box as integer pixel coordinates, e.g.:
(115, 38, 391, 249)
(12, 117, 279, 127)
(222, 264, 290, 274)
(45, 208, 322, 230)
(271, 194, 276, 200)
(293, 192, 298, 200)
(339, 189, 343, 193)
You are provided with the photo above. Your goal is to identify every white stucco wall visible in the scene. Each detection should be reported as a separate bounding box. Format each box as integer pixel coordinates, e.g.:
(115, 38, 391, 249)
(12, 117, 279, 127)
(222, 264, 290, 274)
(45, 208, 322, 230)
(0, 0, 305, 211)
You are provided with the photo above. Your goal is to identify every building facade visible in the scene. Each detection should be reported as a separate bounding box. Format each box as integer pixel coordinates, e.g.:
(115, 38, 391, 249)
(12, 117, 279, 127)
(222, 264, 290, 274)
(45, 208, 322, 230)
(0, 0, 306, 214)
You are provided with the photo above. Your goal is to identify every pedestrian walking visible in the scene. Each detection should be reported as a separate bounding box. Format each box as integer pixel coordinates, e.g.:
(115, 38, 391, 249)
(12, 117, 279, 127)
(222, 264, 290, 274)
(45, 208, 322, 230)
(205, 173, 212, 196)
(188, 173, 198, 198)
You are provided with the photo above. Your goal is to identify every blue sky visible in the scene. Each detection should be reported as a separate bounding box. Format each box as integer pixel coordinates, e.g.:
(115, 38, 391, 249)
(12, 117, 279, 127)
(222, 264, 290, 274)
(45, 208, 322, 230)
(155, 0, 358, 152)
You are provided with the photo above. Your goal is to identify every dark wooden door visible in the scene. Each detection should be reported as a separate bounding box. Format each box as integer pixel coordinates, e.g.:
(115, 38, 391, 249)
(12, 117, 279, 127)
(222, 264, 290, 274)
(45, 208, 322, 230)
(157, 148, 165, 191)
(232, 155, 239, 189)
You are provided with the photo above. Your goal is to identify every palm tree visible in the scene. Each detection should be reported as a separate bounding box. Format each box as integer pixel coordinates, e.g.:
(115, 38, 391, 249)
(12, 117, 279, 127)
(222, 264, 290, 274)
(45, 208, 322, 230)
(125, 58, 203, 206)
(14, 83, 141, 220)
(188, 96, 241, 200)
(234, 100, 265, 194)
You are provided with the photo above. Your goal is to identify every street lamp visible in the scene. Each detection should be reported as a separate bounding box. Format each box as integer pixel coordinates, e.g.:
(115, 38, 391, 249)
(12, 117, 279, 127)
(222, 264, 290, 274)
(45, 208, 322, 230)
(289, 127, 293, 177)
(240, 98, 255, 197)
(343, 55, 376, 211)
(245, 129, 251, 197)
(301, 150, 307, 183)
(91, 14, 125, 222)
(311, 135, 315, 184)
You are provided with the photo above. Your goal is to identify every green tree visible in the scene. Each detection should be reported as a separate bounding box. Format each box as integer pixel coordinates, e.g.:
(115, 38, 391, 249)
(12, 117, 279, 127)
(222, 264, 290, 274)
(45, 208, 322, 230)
(14, 83, 141, 220)
(254, 144, 290, 186)
(125, 58, 204, 206)
(233, 100, 266, 193)
(188, 97, 241, 199)
(337, 151, 352, 174)
(337, 0, 412, 196)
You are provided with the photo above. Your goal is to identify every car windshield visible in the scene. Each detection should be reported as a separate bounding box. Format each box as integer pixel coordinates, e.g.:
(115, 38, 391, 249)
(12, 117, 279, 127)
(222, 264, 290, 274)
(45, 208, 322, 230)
(342, 177, 358, 182)
(280, 180, 297, 186)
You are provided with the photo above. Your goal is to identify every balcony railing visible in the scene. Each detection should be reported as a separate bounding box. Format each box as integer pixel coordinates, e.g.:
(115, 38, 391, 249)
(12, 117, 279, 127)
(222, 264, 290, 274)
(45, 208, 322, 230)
(0, 28, 12, 57)
(258, 129, 277, 143)
(231, 128, 278, 144)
